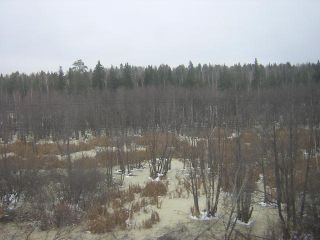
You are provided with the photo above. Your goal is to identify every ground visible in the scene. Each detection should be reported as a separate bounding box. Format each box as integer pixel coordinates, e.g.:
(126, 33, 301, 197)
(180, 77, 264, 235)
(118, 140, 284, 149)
(0, 157, 278, 240)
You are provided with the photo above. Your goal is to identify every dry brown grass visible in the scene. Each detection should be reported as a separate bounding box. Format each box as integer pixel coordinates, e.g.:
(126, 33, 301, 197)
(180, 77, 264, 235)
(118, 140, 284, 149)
(87, 136, 110, 148)
(7, 141, 34, 157)
(42, 155, 66, 169)
(128, 184, 142, 195)
(88, 215, 112, 233)
(142, 211, 160, 229)
(113, 209, 129, 229)
(73, 157, 98, 169)
(122, 190, 135, 203)
(37, 143, 60, 155)
(88, 207, 129, 233)
(0, 207, 4, 218)
(112, 199, 123, 209)
(108, 188, 137, 210)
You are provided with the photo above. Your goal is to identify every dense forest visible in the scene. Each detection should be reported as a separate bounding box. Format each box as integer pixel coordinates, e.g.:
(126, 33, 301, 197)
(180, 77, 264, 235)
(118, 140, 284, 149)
(0, 60, 320, 240)
(1, 59, 320, 95)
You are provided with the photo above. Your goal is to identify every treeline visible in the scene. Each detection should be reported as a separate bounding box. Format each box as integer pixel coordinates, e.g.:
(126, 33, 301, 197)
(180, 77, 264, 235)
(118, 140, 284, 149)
(1, 59, 320, 95)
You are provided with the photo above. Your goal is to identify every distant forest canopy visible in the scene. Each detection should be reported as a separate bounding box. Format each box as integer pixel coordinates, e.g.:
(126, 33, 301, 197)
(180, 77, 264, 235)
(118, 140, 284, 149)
(0, 59, 320, 95)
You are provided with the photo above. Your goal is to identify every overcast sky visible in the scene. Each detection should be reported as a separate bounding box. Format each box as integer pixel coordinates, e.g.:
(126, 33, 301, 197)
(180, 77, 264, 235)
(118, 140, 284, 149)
(0, 0, 319, 74)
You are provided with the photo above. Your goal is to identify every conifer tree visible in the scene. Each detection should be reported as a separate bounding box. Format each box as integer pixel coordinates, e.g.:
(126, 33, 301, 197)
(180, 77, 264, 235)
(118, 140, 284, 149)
(92, 61, 106, 90)
(57, 66, 66, 91)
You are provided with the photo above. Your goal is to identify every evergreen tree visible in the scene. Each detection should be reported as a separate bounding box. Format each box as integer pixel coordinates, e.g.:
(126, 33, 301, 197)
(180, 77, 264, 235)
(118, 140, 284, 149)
(122, 63, 133, 88)
(185, 61, 196, 87)
(314, 60, 320, 83)
(108, 66, 119, 90)
(218, 65, 233, 90)
(57, 66, 66, 91)
(144, 65, 157, 86)
(158, 64, 172, 87)
(252, 58, 260, 89)
(92, 61, 106, 90)
(72, 59, 88, 73)
(70, 60, 90, 93)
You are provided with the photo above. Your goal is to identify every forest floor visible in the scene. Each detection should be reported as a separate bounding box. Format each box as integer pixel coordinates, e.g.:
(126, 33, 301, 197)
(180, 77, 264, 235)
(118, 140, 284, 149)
(0, 156, 279, 240)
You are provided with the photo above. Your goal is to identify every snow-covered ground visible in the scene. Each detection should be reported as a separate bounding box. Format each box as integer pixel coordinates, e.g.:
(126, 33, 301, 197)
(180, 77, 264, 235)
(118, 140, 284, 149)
(0, 152, 15, 159)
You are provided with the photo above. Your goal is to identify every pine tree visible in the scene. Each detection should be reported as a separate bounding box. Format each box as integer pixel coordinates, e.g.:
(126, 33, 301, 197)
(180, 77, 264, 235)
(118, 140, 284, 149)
(92, 61, 106, 90)
(57, 66, 66, 91)
(122, 63, 133, 88)
(252, 58, 260, 90)
(72, 59, 88, 73)
(185, 61, 196, 87)
(314, 60, 320, 83)
(108, 66, 119, 90)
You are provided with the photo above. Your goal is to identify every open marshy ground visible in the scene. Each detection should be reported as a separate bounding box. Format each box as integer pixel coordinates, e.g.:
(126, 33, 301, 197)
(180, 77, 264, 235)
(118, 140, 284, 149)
(1, 125, 317, 240)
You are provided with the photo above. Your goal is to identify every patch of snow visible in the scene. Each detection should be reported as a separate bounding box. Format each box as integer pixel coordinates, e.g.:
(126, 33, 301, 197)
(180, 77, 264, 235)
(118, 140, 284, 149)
(190, 211, 219, 221)
(257, 173, 264, 183)
(36, 139, 55, 145)
(2, 192, 20, 210)
(0, 152, 15, 159)
(57, 149, 98, 162)
(258, 202, 277, 208)
(135, 146, 147, 151)
(228, 132, 239, 139)
(149, 176, 161, 182)
(106, 146, 118, 152)
(125, 173, 134, 178)
(236, 219, 255, 227)
(95, 146, 108, 152)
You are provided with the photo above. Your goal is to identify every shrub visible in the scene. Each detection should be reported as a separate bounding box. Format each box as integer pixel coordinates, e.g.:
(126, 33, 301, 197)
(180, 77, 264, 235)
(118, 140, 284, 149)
(88, 215, 114, 233)
(112, 199, 123, 209)
(176, 187, 183, 198)
(140, 198, 148, 208)
(142, 181, 167, 198)
(142, 211, 160, 229)
(142, 219, 153, 229)
(113, 208, 129, 229)
(131, 201, 141, 213)
(128, 184, 142, 194)
(36, 202, 80, 230)
(121, 190, 135, 203)
(54, 202, 79, 228)
(150, 211, 160, 223)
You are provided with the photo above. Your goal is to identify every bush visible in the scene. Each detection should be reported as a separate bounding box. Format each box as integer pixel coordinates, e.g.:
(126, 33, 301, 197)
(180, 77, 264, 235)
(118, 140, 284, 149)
(150, 211, 160, 223)
(142, 218, 153, 229)
(121, 190, 135, 203)
(131, 201, 141, 213)
(113, 208, 129, 229)
(88, 215, 114, 233)
(142, 181, 167, 198)
(128, 184, 142, 194)
(54, 203, 76, 228)
(142, 211, 160, 229)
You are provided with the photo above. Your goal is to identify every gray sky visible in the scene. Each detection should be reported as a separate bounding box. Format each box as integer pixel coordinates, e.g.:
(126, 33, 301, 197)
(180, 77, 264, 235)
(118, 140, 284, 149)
(0, 0, 319, 74)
